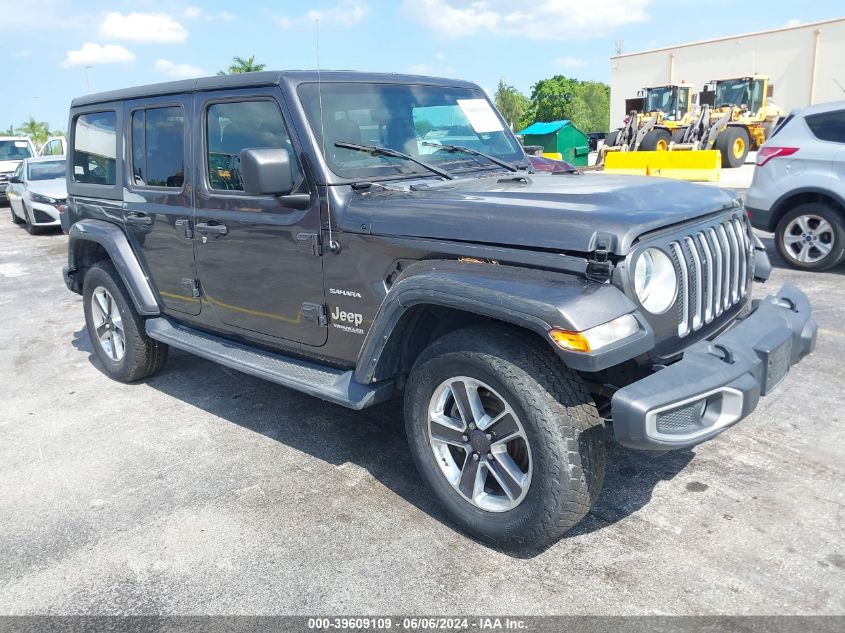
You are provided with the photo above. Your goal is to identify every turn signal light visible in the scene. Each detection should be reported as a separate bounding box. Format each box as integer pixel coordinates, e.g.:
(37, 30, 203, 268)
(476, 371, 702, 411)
(549, 330, 591, 352)
(756, 146, 798, 167)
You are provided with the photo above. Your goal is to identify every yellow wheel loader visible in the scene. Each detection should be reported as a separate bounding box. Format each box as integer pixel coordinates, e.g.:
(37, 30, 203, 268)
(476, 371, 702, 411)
(670, 75, 783, 168)
(599, 83, 695, 163)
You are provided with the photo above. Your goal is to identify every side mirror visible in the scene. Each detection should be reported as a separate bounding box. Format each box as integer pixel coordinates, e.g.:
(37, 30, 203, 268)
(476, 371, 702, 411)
(9, 176, 21, 184)
(240, 148, 294, 196)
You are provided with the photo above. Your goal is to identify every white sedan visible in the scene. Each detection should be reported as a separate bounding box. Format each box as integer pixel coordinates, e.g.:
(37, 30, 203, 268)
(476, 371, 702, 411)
(7, 157, 67, 234)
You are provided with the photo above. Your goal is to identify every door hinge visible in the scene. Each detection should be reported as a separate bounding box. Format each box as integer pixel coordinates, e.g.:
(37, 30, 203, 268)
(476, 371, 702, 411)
(175, 218, 193, 239)
(302, 302, 327, 326)
(296, 232, 322, 256)
(181, 278, 200, 298)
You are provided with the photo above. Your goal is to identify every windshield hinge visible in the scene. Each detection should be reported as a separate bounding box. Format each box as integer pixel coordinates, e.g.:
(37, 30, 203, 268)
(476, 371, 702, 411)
(586, 240, 613, 283)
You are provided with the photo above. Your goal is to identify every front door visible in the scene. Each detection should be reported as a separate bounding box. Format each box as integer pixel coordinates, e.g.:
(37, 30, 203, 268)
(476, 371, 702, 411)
(192, 90, 327, 346)
(123, 96, 200, 315)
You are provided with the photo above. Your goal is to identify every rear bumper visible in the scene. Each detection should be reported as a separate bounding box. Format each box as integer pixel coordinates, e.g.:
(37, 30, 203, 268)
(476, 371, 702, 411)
(746, 204, 774, 232)
(611, 284, 816, 450)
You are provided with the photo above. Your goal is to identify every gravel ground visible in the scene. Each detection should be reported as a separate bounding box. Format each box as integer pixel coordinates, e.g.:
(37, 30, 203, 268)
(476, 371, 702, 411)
(0, 208, 843, 615)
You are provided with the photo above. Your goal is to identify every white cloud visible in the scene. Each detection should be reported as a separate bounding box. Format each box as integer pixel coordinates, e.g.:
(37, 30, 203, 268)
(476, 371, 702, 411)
(154, 58, 207, 79)
(403, 0, 651, 40)
(435, 51, 447, 60)
(14, 49, 33, 59)
(554, 55, 588, 68)
(184, 6, 235, 21)
(61, 42, 135, 67)
(784, 18, 800, 27)
(275, 1, 369, 28)
(100, 12, 188, 43)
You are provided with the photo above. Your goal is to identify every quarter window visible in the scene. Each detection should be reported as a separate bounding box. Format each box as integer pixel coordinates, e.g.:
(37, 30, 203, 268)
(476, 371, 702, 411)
(131, 106, 185, 188)
(805, 110, 845, 144)
(205, 100, 302, 192)
(72, 111, 117, 185)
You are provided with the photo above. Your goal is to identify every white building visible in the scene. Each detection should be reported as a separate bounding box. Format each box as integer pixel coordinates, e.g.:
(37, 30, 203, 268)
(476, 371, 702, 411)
(609, 17, 845, 129)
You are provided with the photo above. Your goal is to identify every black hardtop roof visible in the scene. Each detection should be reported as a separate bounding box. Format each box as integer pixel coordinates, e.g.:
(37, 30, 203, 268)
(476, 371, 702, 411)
(70, 70, 481, 108)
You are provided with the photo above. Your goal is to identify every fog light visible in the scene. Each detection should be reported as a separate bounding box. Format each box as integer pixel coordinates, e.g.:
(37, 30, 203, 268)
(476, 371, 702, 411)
(550, 314, 640, 352)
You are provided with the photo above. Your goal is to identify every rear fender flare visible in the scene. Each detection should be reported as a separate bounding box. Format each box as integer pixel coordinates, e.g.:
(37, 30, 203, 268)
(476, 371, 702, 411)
(67, 219, 160, 315)
(355, 260, 651, 383)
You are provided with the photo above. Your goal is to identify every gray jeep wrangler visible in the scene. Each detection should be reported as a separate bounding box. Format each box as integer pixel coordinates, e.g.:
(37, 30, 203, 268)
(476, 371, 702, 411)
(62, 71, 817, 548)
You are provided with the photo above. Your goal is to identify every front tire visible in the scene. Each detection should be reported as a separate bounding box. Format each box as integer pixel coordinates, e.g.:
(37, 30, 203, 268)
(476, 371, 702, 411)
(83, 261, 168, 382)
(640, 128, 671, 151)
(775, 203, 845, 271)
(10, 206, 23, 224)
(715, 126, 749, 168)
(23, 203, 40, 235)
(404, 326, 606, 549)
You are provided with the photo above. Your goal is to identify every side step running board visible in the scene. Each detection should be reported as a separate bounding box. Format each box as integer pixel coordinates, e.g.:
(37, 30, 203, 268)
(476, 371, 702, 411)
(145, 318, 393, 410)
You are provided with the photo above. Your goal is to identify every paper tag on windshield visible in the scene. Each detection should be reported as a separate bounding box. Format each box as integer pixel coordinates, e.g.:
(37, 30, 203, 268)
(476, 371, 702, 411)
(14, 141, 28, 148)
(457, 99, 504, 133)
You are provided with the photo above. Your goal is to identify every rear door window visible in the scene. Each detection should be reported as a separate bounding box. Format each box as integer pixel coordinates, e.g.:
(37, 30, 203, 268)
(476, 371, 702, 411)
(805, 110, 845, 143)
(72, 111, 117, 185)
(130, 106, 186, 188)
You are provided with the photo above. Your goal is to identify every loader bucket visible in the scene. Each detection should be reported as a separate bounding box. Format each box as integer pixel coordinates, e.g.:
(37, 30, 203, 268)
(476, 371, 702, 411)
(604, 150, 721, 182)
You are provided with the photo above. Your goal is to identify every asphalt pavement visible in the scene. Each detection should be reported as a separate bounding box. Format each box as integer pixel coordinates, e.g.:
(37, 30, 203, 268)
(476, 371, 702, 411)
(0, 203, 843, 615)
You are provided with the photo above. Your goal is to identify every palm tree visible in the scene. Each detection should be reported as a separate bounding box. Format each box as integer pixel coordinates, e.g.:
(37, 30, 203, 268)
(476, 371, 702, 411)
(217, 55, 266, 76)
(2, 124, 15, 136)
(16, 117, 50, 149)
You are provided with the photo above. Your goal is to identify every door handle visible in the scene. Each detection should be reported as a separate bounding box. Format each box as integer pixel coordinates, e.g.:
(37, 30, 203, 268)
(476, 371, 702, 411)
(125, 212, 152, 228)
(195, 221, 228, 236)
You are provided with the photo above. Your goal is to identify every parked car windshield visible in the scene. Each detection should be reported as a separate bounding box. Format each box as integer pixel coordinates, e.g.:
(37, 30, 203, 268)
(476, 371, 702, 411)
(28, 159, 66, 181)
(0, 140, 33, 160)
(298, 82, 524, 180)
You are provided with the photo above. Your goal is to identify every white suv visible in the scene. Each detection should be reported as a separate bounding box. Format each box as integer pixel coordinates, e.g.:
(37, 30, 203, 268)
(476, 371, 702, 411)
(0, 136, 36, 205)
(746, 100, 845, 271)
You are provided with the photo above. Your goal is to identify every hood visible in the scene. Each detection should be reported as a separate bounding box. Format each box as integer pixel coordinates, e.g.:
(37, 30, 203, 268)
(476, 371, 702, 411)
(351, 171, 737, 256)
(0, 159, 24, 174)
(28, 178, 67, 199)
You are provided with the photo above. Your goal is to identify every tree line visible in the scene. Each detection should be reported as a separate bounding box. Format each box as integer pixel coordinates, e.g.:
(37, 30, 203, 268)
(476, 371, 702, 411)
(494, 76, 610, 134)
(3, 118, 65, 150)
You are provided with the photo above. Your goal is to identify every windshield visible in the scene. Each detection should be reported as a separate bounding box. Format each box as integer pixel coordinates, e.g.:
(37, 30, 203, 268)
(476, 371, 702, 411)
(714, 78, 763, 111)
(298, 82, 524, 180)
(0, 140, 33, 161)
(28, 160, 66, 181)
(644, 86, 677, 115)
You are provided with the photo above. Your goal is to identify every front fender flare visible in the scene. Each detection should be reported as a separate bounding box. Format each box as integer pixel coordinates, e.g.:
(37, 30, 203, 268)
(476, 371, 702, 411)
(67, 219, 160, 315)
(355, 260, 653, 382)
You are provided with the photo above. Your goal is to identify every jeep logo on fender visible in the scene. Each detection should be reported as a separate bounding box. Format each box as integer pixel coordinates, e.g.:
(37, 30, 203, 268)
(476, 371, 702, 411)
(331, 306, 363, 328)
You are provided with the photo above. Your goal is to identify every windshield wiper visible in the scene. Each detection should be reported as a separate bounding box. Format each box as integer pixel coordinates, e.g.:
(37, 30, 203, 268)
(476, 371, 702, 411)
(334, 141, 454, 180)
(421, 141, 518, 172)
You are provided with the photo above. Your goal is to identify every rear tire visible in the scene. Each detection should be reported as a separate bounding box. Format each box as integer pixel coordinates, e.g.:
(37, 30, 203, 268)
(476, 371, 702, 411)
(671, 128, 687, 144)
(83, 261, 169, 382)
(640, 128, 671, 151)
(715, 126, 749, 168)
(404, 325, 606, 549)
(775, 203, 845, 271)
(605, 130, 620, 148)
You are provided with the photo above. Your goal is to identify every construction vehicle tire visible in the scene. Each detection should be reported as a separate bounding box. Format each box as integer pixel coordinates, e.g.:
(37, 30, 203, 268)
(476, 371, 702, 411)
(640, 129, 671, 151)
(605, 130, 620, 147)
(715, 126, 749, 168)
(671, 129, 687, 144)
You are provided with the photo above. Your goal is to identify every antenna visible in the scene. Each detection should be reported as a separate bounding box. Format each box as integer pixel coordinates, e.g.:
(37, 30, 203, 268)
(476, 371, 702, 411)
(315, 18, 340, 253)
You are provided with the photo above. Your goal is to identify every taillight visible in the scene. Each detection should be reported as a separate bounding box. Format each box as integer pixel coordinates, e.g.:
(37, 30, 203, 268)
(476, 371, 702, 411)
(756, 146, 799, 167)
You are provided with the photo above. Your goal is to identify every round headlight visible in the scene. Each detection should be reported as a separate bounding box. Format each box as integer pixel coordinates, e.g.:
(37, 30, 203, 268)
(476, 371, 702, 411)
(634, 248, 677, 314)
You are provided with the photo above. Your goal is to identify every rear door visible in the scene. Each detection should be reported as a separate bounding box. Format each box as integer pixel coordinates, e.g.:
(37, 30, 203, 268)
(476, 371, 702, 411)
(192, 88, 326, 346)
(123, 96, 201, 316)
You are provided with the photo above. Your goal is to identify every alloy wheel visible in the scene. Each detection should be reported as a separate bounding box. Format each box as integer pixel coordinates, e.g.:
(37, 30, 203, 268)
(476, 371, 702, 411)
(782, 214, 834, 264)
(91, 286, 126, 361)
(427, 376, 532, 512)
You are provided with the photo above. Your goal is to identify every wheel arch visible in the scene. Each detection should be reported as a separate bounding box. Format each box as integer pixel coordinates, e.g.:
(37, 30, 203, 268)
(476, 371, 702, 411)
(66, 219, 160, 315)
(355, 259, 648, 384)
(769, 188, 845, 233)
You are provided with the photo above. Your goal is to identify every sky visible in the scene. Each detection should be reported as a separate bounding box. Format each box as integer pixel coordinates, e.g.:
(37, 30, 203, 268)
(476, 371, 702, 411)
(2, 0, 843, 132)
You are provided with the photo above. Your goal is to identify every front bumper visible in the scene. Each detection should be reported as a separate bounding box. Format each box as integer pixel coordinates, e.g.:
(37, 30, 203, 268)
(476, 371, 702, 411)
(29, 201, 62, 226)
(611, 284, 816, 450)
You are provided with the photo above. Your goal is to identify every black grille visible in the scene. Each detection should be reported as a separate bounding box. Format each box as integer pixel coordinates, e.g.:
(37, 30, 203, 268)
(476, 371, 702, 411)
(656, 403, 703, 435)
(33, 209, 54, 223)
